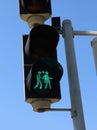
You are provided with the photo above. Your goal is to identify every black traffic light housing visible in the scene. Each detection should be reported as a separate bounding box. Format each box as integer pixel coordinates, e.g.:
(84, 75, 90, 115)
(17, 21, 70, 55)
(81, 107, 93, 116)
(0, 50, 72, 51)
(22, 25, 63, 112)
(19, 0, 52, 27)
(51, 17, 61, 32)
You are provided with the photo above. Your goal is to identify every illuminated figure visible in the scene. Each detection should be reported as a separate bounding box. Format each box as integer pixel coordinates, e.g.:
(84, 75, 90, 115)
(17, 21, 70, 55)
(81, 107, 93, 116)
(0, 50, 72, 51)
(34, 71, 42, 89)
(34, 71, 53, 90)
(42, 71, 53, 89)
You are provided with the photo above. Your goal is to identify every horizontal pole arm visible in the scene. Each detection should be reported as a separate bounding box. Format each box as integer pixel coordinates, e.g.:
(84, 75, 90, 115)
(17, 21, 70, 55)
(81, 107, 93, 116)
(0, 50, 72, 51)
(37, 108, 72, 112)
(74, 30, 97, 36)
(60, 30, 97, 36)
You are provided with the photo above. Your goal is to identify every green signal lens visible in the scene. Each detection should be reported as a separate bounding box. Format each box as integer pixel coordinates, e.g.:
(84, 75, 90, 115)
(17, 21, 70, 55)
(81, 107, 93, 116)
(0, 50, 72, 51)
(33, 71, 53, 93)
(28, 58, 63, 94)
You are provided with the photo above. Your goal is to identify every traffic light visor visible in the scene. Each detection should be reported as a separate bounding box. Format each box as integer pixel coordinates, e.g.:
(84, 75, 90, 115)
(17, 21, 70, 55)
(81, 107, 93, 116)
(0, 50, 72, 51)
(29, 24, 59, 49)
(25, 24, 59, 59)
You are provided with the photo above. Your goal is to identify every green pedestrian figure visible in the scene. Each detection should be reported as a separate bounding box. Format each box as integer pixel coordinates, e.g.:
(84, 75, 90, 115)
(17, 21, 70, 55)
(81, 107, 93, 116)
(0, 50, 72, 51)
(34, 71, 42, 89)
(42, 71, 53, 90)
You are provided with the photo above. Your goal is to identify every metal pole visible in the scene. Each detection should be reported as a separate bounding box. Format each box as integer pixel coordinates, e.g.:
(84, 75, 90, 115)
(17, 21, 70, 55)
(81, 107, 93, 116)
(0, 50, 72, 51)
(62, 20, 86, 130)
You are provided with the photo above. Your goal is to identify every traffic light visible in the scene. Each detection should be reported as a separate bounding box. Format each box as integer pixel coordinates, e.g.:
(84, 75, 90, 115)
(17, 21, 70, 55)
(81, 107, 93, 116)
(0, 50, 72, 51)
(23, 25, 63, 112)
(19, 0, 52, 28)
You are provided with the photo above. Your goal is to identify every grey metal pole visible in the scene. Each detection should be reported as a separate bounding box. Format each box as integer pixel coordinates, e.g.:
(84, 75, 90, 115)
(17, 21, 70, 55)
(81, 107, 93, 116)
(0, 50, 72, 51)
(62, 20, 86, 130)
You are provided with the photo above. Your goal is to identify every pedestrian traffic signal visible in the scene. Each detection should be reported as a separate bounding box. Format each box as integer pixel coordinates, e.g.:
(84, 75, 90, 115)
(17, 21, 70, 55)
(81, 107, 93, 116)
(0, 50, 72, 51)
(19, 0, 52, 28)
(26, 58, 63, 95)
(22, 25, 63, 112)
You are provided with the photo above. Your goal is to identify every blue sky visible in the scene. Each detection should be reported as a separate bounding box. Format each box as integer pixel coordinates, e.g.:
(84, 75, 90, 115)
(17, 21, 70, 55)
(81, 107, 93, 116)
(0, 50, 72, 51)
(0, 0, 97, 130)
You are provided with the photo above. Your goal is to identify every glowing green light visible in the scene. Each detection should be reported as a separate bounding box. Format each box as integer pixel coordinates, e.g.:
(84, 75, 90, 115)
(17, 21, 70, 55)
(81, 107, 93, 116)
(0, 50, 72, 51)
(34, 71, 53, 90)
